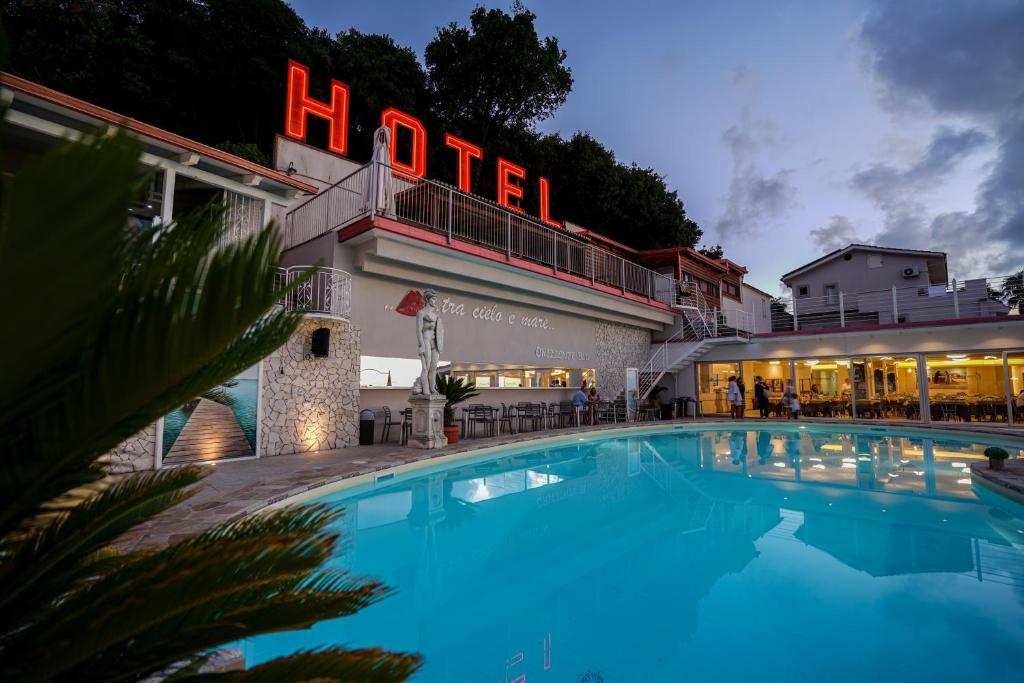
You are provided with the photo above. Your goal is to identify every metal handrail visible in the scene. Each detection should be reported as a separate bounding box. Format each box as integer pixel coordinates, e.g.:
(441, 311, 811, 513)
(773, 274, 1021, 333)
(638, 316, 708, 400)
(274, 265, 352, 319)
(284, 160, 682, 306)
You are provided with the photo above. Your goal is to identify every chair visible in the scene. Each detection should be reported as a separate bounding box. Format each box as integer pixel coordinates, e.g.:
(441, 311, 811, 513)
(596, 400, 613, 423)
(380, 406, 401, 443)
(612, 399, 627, 422)
(558, 401, 576, 427)
(400, 408, 412, 446)
(499, 402, 517, 435)
(467, 405, 496, 438)
(937, 402, 961, 422)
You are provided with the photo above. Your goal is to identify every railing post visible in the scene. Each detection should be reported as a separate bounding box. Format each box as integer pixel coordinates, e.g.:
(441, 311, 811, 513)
(553, 235, 558, 274)
(1003, 352, 1014, 426)
(446, 187, 453, 245)
(368, 160, 379, 217)
(839, 291, 846, 327)
(891, 285, 899, 323)
(590, 246, 596, 286)
(621, 260, 627, 294)
(952, 278, 959, 318)
(792, 298, 799, 331)
(506, 213, 512, 260)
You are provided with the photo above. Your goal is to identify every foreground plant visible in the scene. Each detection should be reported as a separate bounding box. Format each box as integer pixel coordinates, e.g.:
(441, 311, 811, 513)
(0, 134, 419, 681)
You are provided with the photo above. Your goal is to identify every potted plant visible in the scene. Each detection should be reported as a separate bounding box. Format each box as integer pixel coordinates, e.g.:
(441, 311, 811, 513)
(436, 375, 479, 444)
(985, 446, 1010, 471)
(650, 386, 671, 420)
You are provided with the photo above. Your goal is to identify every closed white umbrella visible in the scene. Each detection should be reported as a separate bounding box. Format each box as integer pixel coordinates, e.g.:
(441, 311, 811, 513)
(366, 125, 395, 218)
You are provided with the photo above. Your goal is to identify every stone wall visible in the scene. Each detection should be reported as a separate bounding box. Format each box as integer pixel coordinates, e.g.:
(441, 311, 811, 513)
(259, 318, 360, 456)
(104, 423, 158, 473)
(595, 321, 652, 399)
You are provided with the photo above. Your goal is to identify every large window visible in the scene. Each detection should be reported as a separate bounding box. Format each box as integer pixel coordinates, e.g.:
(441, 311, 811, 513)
(740, 360, 790, 417)
(698, 362, 739, 415)
(850, 356, 921, 420)
(453, 365, 595, 390)
(794, 358, 852, 418)
(1010, 352, 1024, 424)
(926, 353, 1008, 423)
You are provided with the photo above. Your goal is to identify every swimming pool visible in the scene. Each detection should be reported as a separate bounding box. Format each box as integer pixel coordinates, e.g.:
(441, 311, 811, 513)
(242, 424, 1024, 682)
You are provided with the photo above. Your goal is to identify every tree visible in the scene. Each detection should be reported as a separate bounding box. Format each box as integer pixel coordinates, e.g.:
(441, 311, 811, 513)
(311, 28, 429, 163)
(699, 244, 725, 260)
(425, 3, 572, 157)
(2, 1, 703, 251)
(0, 134, 419, 681)
(1001, 270, 1024, 313)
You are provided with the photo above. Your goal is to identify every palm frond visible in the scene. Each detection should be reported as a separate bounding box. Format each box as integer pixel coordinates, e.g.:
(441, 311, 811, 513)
(0, 131, 411, 683)
(179, 648, 421, 682)
(0, 467, 206, 622)
(0, 506, 397, 682)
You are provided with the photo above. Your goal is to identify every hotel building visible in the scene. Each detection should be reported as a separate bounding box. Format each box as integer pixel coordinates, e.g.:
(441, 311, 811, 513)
(3, 70, 1023, 472)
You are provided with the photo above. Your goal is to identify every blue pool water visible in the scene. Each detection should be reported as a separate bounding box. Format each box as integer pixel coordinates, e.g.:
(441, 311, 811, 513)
(242, 425, 1024, 682)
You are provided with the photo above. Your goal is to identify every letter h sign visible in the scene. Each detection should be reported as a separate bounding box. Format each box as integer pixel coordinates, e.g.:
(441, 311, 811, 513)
(285, 60, 350, 156)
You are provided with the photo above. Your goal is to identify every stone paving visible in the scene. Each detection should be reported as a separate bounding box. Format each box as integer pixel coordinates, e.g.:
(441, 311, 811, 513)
(971, 458, 1024, 505)
(124, 416, 1024, 550)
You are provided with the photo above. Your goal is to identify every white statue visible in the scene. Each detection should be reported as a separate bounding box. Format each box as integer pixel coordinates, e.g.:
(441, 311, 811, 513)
(414, 288, 444, 396)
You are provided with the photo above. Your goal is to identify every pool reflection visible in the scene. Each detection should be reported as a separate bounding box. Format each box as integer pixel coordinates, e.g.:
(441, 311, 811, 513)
(243, 428, 1024, 683)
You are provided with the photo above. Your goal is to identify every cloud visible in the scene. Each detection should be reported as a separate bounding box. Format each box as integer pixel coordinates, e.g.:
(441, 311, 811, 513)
(810, 215, 860, 253)
(732, 63, 752, 86)
(715, 116, 799, 241)
(857, 0, 1024, 276)
(851, 126, 990, 247)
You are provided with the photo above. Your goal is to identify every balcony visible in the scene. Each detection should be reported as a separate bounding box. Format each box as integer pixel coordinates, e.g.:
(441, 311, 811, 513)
(274, 265, 352, 319)
(283, 161, 678, 307)
(768, 275, 1021, 335)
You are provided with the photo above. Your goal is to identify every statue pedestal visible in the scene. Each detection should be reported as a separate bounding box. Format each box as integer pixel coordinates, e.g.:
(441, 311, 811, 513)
(408, 394, 448, 449)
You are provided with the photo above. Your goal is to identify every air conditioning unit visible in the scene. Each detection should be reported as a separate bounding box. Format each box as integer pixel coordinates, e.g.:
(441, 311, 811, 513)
(902, 267, 921, 278)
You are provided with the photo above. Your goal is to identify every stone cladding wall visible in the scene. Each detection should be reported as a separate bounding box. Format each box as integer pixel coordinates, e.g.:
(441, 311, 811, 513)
(259, 318, 360, 456)
(595, 321, 652, 399)
(104, 423, 158, 473)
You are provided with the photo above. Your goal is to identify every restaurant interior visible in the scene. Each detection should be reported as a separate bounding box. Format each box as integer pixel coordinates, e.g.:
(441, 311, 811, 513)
(698, 351, 1023, 424)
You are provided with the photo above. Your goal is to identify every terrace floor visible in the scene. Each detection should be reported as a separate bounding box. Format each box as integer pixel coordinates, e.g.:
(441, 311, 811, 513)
(121, 416, 1024, 551)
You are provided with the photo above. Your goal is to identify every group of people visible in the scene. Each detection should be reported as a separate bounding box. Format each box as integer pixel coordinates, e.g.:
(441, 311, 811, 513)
(573, 380, 601, 424)
(727, 375, 802, 419)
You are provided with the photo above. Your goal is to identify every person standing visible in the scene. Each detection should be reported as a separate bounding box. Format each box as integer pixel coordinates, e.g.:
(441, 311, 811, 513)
(755, 376, 770, 418)
(785, 381, 801, 420)
(727, 376, 742, 419)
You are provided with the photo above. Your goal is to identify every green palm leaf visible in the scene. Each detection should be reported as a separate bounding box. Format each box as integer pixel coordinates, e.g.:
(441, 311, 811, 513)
(0, 467, 206, 622)
(0, 135, 416, 681)
(177, 648, 422, 682)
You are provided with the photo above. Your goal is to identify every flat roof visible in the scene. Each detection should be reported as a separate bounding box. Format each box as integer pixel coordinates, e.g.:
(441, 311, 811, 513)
(1, 72, 317, 197)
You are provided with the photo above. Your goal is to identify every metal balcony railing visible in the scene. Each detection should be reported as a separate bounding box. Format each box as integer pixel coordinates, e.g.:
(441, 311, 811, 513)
(284, 160, 680, 306)
(771, 275, 1022, 333)
(274, 265, 352, 319)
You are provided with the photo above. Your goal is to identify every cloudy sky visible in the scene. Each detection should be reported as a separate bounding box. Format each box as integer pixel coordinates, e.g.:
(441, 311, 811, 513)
(290, 0, 1024, 293)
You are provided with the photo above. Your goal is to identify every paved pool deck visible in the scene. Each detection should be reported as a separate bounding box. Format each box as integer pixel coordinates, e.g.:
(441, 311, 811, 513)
(123, 416, 1024, 550)
(971, 458, 1024, 506)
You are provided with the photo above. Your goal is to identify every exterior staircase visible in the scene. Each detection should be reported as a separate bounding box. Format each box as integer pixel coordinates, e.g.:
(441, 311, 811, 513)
(637, 285, 749, 400)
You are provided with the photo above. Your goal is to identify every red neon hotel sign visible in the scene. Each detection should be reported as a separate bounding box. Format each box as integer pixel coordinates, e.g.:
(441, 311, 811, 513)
(284, 60, 561, 227)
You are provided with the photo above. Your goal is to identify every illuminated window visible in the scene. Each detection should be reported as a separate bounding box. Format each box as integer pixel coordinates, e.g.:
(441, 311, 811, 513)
(926, 353, 1007, 423)
(851, 356, 921, 421)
